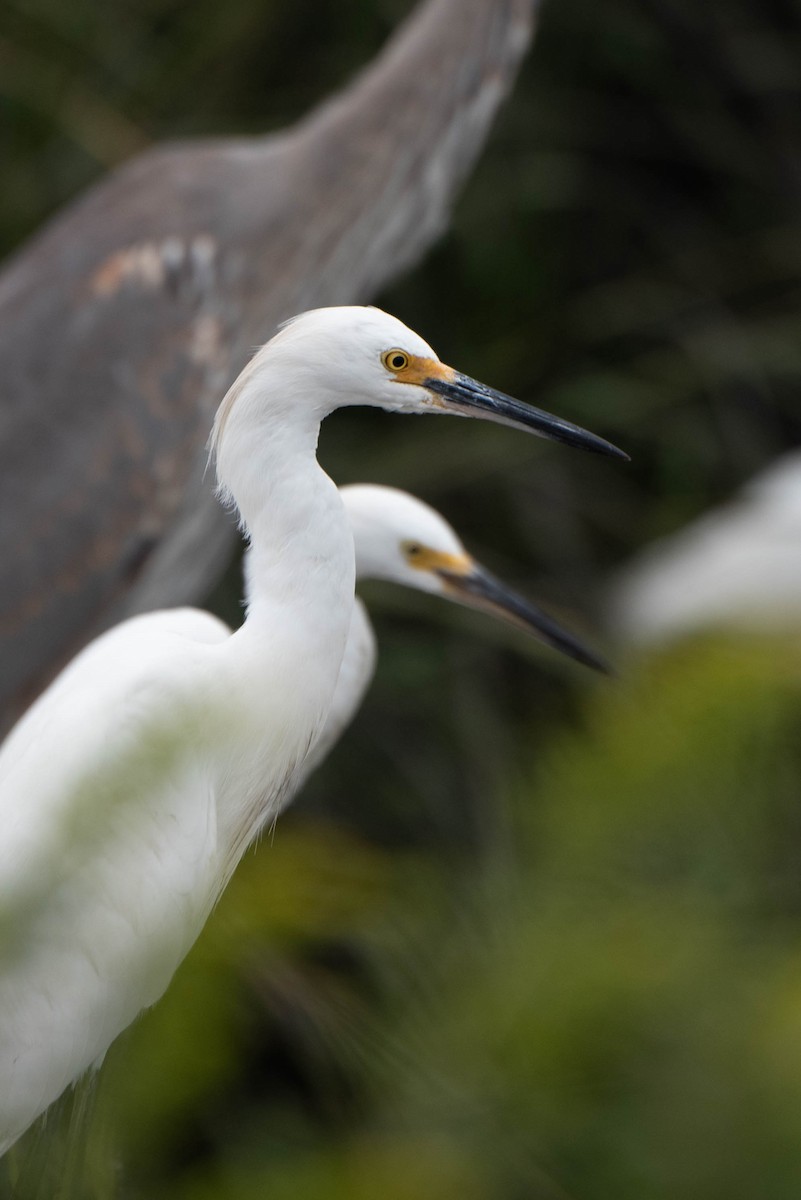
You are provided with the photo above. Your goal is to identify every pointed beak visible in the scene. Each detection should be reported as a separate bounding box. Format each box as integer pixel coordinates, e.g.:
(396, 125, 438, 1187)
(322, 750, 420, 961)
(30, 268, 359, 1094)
(424, 372, 629, 460)
(439, 563, 612, 674)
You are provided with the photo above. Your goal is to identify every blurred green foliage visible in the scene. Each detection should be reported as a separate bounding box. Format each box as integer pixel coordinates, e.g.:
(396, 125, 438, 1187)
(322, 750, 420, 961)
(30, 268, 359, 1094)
(4, 0, 801, 1195)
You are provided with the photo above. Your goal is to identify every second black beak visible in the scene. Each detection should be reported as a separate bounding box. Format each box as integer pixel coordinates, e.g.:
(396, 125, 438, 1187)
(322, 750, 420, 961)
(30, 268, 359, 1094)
(440, 564, 612, 674)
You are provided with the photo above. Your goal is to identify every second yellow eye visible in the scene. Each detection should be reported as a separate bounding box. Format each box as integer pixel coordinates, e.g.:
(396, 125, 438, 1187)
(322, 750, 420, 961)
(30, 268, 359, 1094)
(382, 348, 410, 372)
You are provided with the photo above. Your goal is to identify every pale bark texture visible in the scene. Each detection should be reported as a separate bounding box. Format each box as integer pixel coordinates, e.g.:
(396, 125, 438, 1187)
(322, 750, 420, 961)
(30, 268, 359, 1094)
(0, 0, 538, 730)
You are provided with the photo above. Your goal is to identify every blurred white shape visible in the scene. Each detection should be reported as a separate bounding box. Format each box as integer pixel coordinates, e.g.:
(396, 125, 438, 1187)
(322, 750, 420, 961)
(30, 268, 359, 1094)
(610, 451, 801, 644)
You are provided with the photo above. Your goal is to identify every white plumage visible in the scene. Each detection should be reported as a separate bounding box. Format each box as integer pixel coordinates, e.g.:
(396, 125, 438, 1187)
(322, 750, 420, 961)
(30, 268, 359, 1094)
(0, 305, 621, 1152)
(610, 451, 801, 644)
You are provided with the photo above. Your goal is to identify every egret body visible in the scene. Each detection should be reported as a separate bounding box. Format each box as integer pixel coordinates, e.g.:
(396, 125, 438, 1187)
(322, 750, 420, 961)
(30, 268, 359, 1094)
(0, 306, 623, 1152)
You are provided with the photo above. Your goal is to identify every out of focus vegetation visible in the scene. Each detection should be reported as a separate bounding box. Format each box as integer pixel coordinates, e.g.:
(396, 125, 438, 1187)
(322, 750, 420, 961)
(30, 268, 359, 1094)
(3, 0, 801, 1195)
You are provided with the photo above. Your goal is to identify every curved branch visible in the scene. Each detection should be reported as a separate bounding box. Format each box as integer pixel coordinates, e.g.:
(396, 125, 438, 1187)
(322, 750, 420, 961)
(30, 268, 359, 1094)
(0, 0, 539, 729)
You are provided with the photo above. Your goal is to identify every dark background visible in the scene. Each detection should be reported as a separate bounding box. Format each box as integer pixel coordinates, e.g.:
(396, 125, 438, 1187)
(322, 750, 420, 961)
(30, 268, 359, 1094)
(4, 1, 801, 1196)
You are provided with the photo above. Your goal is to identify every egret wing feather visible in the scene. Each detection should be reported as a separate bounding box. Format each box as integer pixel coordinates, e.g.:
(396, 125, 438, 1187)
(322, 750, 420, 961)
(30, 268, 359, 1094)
(0, 608, 230, 1153)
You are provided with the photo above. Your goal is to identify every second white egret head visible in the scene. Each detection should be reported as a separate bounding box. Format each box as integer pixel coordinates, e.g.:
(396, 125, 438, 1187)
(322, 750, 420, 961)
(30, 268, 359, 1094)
(341, 484, 609, 672)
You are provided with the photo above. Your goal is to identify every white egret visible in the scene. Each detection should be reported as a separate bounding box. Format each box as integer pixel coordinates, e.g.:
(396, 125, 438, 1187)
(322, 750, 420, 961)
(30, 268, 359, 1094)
(0, 305, 625, 1153)
(296, 483, 609, 783)
(609, 451, 801, 645)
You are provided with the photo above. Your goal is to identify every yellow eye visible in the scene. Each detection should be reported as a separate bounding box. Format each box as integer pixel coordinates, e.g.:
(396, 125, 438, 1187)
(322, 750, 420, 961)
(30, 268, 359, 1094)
(402, 540, 424, 560)
(382, 348, 410, 373)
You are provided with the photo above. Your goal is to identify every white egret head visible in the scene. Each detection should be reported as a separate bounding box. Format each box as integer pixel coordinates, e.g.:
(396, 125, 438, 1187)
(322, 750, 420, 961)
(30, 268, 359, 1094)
(341, 484, 610, 672)
(212, 306, 628, 461)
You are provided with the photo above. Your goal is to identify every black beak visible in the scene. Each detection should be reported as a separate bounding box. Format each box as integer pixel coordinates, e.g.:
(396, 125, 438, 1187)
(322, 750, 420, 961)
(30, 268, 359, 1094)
(440, 564, 612, 674)
(425, 373, 629, 461)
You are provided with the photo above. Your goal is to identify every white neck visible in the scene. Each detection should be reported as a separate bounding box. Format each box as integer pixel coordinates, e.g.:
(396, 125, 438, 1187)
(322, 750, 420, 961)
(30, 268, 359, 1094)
(212, 372, 355, 860)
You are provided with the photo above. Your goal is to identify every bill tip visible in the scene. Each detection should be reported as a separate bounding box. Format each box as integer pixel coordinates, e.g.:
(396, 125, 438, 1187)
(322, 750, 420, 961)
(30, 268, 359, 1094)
(596, 439, 630, 462)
